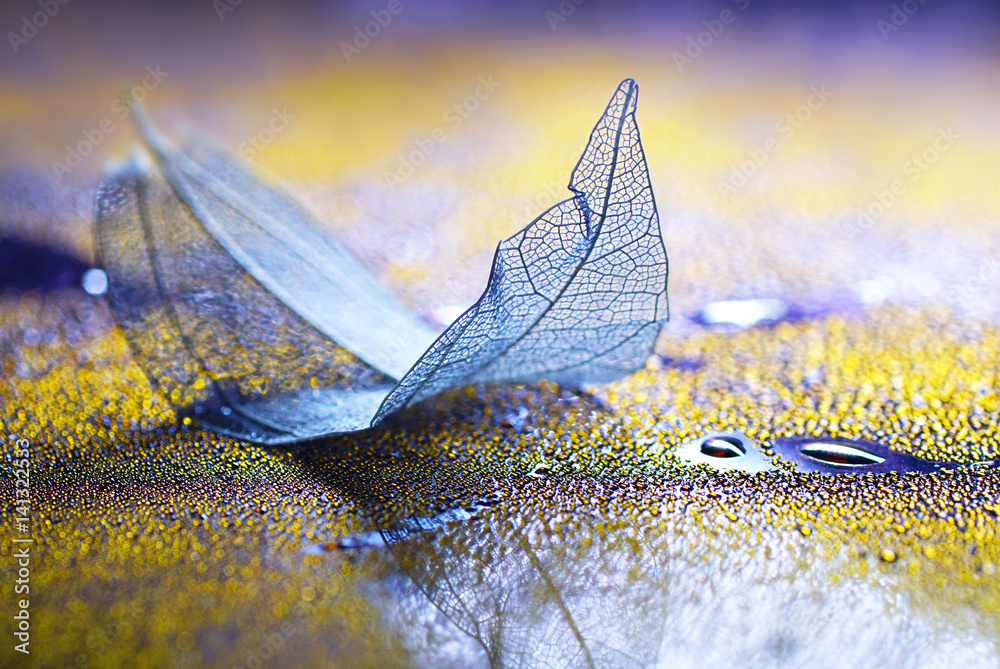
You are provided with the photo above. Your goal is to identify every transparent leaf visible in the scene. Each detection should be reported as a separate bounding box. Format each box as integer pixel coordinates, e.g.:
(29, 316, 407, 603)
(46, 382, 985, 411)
(95, 78, 668, 442)
(375, 79, 668, 423)
(94, 158, 395, 442)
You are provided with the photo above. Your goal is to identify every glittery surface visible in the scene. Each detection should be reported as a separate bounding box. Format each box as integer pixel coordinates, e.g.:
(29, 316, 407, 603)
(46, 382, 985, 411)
(2, 25, 1000, 668)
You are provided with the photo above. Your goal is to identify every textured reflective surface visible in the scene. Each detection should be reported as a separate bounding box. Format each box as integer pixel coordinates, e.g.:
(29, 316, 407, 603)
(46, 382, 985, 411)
(3, 9, 1000, 668)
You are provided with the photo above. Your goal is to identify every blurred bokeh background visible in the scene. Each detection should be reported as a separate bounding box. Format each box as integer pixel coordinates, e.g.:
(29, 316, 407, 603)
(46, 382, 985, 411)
(2, 0, 999, 322)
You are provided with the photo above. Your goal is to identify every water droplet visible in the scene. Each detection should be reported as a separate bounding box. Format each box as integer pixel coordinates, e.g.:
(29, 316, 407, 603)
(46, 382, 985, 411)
(799, 442, 886, 467)
(772, 436, 952, 474)
(528, 463, 552, 478)
(700, 436, 746, 459)
(855, 277, 893, 305)
(697, 298, 787, 329)
(82, 268, 108, 296)
(674, 432, 774, 473)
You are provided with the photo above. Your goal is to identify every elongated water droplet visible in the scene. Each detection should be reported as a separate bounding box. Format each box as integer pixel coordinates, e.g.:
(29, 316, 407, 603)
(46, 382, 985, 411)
(697, 298, 787, 328)
(771, 436, 954, 474)
(799, 442, 885, 467)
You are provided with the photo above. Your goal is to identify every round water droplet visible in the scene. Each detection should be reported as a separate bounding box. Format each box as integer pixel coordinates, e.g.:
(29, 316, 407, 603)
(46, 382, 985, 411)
(528, 464, 552, 478)
(700, 436, 747, 459)
(675, 431, 774, 473)
(81, 268, 108, 296)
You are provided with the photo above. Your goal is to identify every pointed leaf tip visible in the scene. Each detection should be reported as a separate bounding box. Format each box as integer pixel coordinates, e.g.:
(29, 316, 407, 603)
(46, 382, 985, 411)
(616, 78, 638, 99)
(373, 76, 666, 424)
